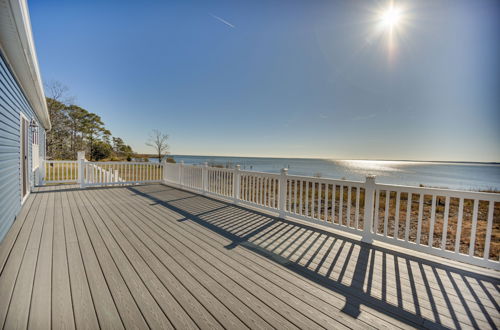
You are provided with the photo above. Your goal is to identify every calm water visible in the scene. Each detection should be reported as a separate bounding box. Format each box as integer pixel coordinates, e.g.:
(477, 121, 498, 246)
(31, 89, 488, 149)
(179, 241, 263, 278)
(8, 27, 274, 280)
(152, 156, 500, 191)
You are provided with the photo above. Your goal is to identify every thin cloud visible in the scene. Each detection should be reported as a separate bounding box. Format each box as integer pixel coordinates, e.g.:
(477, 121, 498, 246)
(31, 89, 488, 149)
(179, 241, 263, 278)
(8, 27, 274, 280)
(353, 114, 376, 121)
(210, 14, 235, 28)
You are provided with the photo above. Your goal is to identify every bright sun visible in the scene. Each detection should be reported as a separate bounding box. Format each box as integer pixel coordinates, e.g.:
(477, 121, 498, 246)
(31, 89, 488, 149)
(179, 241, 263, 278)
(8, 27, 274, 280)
(379, 5, 402, 29)
(373, 1, 408, 61)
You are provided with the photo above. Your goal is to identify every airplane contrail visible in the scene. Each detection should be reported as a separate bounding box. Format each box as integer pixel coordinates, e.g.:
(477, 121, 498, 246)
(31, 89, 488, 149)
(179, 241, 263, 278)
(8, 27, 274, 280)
(210, 14, 235, 28)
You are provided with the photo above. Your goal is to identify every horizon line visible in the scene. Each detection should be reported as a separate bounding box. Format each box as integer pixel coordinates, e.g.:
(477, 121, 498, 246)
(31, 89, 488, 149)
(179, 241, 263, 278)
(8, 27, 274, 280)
(149, 153, 500, 164)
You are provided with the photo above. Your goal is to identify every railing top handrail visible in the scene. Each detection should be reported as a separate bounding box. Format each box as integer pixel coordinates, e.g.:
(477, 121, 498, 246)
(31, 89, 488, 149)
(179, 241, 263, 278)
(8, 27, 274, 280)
(238, 169, 281, 177)
(376, 182, 500, 201)
(286, 173, 365, 186)
(206, 166, 234, 172)
(86, 161, 163, 165)
(46, 160, 78, 163)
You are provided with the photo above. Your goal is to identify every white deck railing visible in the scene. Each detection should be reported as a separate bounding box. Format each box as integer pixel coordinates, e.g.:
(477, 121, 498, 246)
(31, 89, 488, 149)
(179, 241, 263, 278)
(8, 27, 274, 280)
(40, 157, 163, 187)
(82, 161, 163, 187)
(164, 162, 500, 269)
(42, 160, 79, 184)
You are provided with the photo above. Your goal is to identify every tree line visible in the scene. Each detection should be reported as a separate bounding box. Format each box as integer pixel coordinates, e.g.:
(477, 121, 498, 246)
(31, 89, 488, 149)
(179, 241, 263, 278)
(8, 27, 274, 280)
(45, 82, 134, 161)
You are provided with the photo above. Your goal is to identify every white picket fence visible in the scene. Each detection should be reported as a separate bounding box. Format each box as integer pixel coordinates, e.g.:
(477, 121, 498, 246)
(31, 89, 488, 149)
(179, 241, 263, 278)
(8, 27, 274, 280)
(164, 162, 500, 269)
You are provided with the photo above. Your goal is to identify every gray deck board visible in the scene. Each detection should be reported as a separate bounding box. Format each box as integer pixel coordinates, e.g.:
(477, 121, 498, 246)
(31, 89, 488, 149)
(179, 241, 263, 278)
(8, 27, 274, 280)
(66, 187, 125, 329)
(3, 189, 48, 329)
(28, 185, 53, 329)
(73, 189, 149, 329)
(0, 190, 43, 327)
(52, 185, 76, 329)
(0, 183, 498, 329)
(62, 189, 100, 330)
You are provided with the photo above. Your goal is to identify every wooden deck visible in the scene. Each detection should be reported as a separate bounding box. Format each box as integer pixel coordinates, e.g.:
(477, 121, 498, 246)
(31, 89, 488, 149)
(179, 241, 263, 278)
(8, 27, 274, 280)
(0, 184, 498, 329)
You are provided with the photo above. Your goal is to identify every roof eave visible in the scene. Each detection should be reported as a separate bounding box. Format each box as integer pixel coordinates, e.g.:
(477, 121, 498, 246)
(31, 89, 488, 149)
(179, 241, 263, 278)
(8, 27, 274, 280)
(0, 0, 51, 130)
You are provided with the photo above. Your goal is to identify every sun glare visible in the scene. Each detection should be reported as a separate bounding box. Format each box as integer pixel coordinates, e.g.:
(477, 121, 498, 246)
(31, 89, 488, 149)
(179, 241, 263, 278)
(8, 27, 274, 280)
(380, 5, 402, 29)
(374, 1, 407, 62)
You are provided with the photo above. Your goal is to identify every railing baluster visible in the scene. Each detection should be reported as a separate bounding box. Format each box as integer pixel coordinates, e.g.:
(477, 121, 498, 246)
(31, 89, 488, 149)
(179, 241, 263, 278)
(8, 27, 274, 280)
(394, 191, 400, 239)
(294, 180, 298, 213)
(311, 182, 315, 218)
(266, 177, 270, 206)
(454, 198, 464, 253)
(225, 171, 228, 195)
(262, 177, 266, 206)
(347, 186, 352, 227)
(260, 176, 263, 204)
(374, 189, 380, 233)
(483, 200, 494, 260)
(253, 175, 257, 202)
(287, 179, 292, 211)
(299, 181, 303, 215)
(384, 190, 390, 236)
(271, 178, 275, 207)
(441, 196, 450, 250)
(305, 182, 309, 217)
(428, 195, 437, 247)
(339, 185, 344, 225)
(317, 183, 322, 220)
(468, 199, 479, 256)
(331, 184, 336, 224)
(324, 184, 329, 222)
(355, 187, 360, 229)
(244, 175, 248, 201)
(416, 194, 424, 244)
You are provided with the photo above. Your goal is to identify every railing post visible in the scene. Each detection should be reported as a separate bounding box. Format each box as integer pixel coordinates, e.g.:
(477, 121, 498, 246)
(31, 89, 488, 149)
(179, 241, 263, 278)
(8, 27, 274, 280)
(79, 158, 85, 188)
(179, 161, 184, 187)
(39, 158, 45, 186)
(362, 175, 376, 243)
(202, 162, 208, 194)
(233, 165, 241, 203)
(77, 151, 86, 188)
(278, 168, 288, 218)
(161, 159, 167, 183)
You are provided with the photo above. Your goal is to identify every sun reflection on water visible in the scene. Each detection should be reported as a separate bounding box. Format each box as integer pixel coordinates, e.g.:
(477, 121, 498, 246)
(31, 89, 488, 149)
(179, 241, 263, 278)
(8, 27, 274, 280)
(336, 160, 417, 175)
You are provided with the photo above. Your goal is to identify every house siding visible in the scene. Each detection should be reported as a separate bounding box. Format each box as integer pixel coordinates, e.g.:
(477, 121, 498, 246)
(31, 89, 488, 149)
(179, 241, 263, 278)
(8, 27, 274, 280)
(0, 51, 45, 241)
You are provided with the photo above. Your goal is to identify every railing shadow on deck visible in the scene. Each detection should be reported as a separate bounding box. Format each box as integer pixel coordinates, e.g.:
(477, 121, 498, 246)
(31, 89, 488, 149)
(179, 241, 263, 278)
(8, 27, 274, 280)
(125, 184, 499, 329)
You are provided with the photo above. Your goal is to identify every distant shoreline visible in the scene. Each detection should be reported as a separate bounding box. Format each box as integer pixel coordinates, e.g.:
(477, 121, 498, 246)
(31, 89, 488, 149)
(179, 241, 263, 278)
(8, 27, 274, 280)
(158, 154, 500, 165)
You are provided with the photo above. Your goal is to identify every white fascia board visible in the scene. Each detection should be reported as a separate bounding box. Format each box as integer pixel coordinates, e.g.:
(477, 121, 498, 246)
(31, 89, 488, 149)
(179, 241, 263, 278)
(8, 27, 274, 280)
(0, 0, 51, 130)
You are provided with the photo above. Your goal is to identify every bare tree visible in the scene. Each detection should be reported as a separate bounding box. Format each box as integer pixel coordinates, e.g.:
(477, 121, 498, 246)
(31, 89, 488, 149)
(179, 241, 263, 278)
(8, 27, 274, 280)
(44, 80, 75, 104)
(146, 129, 169, 161)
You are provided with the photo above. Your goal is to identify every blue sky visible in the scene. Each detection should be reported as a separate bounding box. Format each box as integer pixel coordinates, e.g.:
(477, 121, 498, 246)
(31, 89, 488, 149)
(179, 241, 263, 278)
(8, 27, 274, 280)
(29, 0, 500, 162)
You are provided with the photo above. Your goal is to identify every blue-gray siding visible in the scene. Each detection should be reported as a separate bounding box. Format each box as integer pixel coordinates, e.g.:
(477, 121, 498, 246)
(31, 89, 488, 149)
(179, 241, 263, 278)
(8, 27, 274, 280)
(0, 51, 46, 241)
